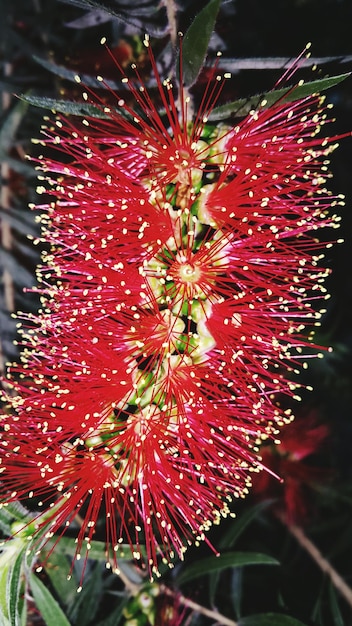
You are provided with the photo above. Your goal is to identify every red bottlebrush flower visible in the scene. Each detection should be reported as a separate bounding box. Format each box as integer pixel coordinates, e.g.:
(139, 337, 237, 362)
(251, 410, 330, 523)
(0, 39, 344, 580)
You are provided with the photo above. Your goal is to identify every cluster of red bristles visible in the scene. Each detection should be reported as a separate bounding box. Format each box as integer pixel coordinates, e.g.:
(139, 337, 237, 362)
(0, 37, 344, 582)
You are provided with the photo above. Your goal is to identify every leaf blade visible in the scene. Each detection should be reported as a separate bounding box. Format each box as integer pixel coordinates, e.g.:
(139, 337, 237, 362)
(209, 501, 272, 606)
(7, 549, 25, 626)
(29, 573, 72, 626)
(49, 535, 144, 562)
(177, 551, 279, 585)
(72, 563, 102, 625)
(218, 501, 273, 550)
(239, 614, 308, 626)
(19, 95, 109, 119)
(33, 56, 120, 90)
(209, 72, 351, 120)
(95, 598, 128, 626)
(182, 0, 221, 86)
(43, 553, 77, 612)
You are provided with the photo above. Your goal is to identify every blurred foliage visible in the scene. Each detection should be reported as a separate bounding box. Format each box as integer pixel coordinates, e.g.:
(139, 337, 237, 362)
(1, 1, 352, 625)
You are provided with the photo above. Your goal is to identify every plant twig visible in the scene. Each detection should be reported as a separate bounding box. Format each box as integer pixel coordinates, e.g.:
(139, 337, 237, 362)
(164, 0, 178, 48)
(112, 564, 140, 595)
(114, 568, 238, 625)
(161, 585, 238, 626)
(286, 521, 352, 608)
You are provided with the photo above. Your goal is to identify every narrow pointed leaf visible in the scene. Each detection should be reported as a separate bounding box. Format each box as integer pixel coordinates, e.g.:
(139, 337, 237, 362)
(182, 0, 221, 86)
(231, 567, 243, 619)
(95, 599, 127, 626)
(56, 0, 96, 8)
(57, 0, 136, 19)
(72, 563, 102, 625)
(7, 549, 25, 626)
(50, 535, 144, 561)
(0, 518, 12, 536)
(239, 614, 308, 626)
(0, 566, 10, 623)
(209, 72, 351, 120)
(177, 552, 278, 585)
(218, 500, 273, 550)
(29, 573, 71, 626)
(328, 583, 344, 626)
(33, 56, 120, 90)
(43, 553, 77, 611)
(0, 608, 10, 626)
(57, 0, 168, 36)
(209, 501, 272, 605)
(209, 55, 352, 72)
(0, 507, 15, 535)
(2, 502, 31, 523)
(65, 9, 112, 29)
(19, 95, 109, 119)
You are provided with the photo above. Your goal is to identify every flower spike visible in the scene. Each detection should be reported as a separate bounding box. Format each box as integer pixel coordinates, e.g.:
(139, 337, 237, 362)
(0, 41, 345, 580)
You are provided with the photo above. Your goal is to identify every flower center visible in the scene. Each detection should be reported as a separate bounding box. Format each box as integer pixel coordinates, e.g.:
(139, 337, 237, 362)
(178, 262, 201, 283)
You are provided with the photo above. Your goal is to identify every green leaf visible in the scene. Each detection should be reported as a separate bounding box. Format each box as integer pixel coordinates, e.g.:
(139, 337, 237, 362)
(2, 502, 31, 523)
(0, 564, 10, 624)
(177, 551, 279, 585)
(43, 552, 77, 612)
(0, 607, 10, 626)
(19, 94, 135, 122)
(328, 583, 344, 626)
(209, 72, 351, 120)
(72, 563, 102, 625)
(19, 95, 109, 119)
(51, 536, 142, 562)
(29, 572, 71, 626)
(239, 614, 308, 626)
(182, 0, 221, 86)
(95, 598, 127, 626)
(0, 512, 13, 537)
(58, 0, 168, 35)
(231, 567, 243, 620)
(7, 549, 25, 626)
(33, 56, 119, 90)
(218, 501, 273, 550)
(209, 566, 220, 607)
(209, 501, 271, 606)
(311, 581, 325, 622)
(58, 0, 137, 20)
